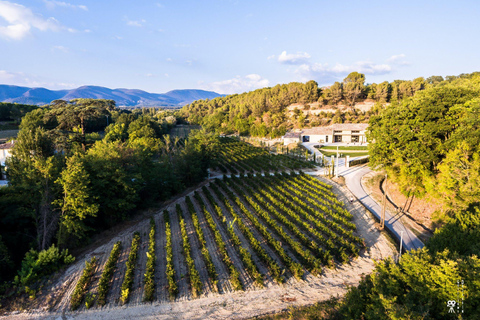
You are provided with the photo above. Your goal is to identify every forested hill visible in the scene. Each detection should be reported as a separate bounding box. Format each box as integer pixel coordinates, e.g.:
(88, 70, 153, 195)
(0, 84, 222, 107)
(180, 72, 480, 138)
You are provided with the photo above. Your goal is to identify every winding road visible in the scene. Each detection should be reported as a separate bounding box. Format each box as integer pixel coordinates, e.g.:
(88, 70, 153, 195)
(302, 142, 424, 252)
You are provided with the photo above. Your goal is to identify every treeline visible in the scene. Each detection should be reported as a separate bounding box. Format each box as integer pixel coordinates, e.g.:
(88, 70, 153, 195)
(180, 80, 320, 137)
(368, 72, 480, 213)
(0, 103, 38, 123)
(180, 72, 479, 138)
(0, 99, 218, 290)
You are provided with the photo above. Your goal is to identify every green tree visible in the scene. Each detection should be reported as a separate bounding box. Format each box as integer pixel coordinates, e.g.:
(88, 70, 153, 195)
(46, 99, 115, 151)
(434, 142, 480, 211)
(343, 72, 365, 108)
(55, 153, 99, 246)
(323, 82, 343, 105)
(375, 81, 391, 102)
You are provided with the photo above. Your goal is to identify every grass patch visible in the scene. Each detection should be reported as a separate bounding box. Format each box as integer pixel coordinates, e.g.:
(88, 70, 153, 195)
(318, 150, 369, 157)
(319, 145, 368, 151)
(0, 129, 19, 139)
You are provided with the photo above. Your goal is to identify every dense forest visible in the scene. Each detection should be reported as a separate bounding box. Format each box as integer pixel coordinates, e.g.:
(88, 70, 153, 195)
(0, 99, 217, 293)
(368, 73, 480, 213)
(180, 72, 478, 138)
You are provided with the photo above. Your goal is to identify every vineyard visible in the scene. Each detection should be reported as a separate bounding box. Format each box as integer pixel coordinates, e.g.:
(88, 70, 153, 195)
(11, 138, 375, 318)
(38, 168, 366, 313)
(212, 137, 316, 174)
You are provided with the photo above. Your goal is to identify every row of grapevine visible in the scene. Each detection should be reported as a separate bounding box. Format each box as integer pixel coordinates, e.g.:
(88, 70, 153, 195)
(164, 210, 177, 300)
(185, 196, 219, 292)
(70, 257, 97, 310)
(193, 191, 243, 291)
(120, 232, 141, 304)
(97, 241, 122, 306)
(144, 218, 156, 302)
(201, 186, 264, 287)
(176, 204, 203, 297)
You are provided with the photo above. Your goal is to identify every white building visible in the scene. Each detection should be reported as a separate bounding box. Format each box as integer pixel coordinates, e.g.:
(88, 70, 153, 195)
(283, 123, 368, 145)
(0, 141, 14, 166)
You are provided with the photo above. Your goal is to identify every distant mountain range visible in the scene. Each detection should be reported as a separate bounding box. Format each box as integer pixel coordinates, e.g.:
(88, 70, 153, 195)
(0, 84, 222, 107)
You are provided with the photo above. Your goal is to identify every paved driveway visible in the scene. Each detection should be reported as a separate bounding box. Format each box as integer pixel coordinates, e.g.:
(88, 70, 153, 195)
(302, 142, 424, 252)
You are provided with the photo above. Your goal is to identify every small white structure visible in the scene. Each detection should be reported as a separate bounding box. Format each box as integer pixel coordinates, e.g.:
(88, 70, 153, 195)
(0, 141, 14, 166)
(282, 131, 301, 145)
(0, 141, 14, 182)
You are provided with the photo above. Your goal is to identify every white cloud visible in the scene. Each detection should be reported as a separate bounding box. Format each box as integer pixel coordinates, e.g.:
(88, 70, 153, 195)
(44, 1, 88, 11)
(51, 45, 68, 53)
(277, 50, 311, 65)
(126, 18, 146, 27)
(295, 61, 392, 83)
(0, 1, 61, 40)
(200, 74, 270, 94)
(387, 53, 410, 66)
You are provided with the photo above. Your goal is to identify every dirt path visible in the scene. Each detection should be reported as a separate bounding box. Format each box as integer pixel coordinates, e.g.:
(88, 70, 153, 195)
(2, 177, 395, 320)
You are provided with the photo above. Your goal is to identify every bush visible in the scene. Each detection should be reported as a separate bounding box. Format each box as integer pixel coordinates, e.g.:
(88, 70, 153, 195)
(15, 244, 75, 289)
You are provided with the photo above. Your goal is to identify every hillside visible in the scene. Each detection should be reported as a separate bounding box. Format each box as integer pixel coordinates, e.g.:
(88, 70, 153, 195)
(0, 85, 222, 107)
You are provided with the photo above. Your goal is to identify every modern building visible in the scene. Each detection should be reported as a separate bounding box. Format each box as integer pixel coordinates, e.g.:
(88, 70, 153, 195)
(283, 123, 368, 145)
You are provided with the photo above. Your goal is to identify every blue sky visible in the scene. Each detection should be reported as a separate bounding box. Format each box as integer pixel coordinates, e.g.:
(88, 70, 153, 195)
(1, 0, 479, 94)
